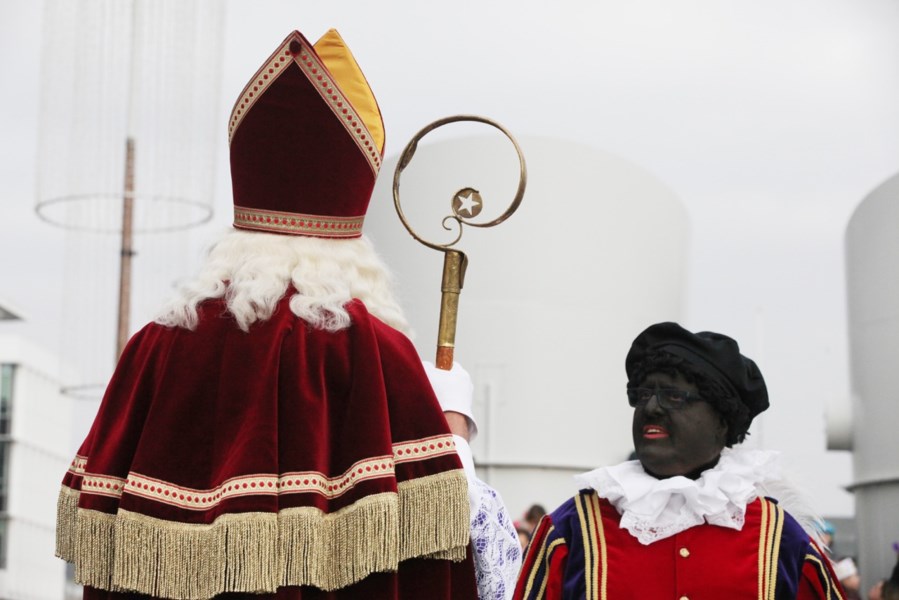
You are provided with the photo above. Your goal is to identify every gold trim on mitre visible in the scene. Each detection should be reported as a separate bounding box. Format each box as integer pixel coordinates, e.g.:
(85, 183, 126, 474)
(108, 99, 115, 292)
(313, 29, 385, 156)
(234, 205, 365, 238)
(228, 31, 382, 175)
(228, 37, 296, 144)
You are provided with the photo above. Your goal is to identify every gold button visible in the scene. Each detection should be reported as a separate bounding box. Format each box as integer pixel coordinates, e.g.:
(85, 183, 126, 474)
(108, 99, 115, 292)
(680, 596, 689, 600)
(679, 547, 690, 558)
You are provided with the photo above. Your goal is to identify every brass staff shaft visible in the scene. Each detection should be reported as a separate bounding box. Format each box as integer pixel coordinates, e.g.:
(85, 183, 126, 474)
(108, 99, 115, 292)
(436, 250, 468, 370)
(116, 137, 136, 359)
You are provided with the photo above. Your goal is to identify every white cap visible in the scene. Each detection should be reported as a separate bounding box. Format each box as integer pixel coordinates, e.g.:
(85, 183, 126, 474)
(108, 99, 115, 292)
(422, 360, 478, 441)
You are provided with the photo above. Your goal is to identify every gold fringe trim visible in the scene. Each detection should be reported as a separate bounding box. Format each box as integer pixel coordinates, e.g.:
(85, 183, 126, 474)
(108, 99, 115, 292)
(55, 486, 80, 562)
(398, 470, 470, 563)
(279, 492, 399, 590)
(75, 505, 117, 591)
(111, 510, 277, 597)
(55, 469, 470, 599)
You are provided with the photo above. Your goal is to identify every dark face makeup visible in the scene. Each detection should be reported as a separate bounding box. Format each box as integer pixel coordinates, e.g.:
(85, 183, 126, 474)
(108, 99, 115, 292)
(632, 371, 728, 479)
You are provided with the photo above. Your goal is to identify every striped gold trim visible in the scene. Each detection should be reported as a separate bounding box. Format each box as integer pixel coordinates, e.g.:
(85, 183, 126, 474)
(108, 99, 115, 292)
(228, 39, 294, 143)
(393, 434, 458, 464)
(588, 493, 608, 600)
(126, 454, 394, 510)
(768, 502, 785, 600)
(574, 493, 608, 600)
(234, 205, 364, 238)
(522, 524, 558, 599)
(757, 499, 785, 600)
(805, 553, 843, 600)
(57, 469, 469, 598)
(574, 494, 596, 600)
(81, 473, 127, 499)
(68, 454, 87, 476)
(291, 36, 381, 174)
(758, 497, 769, 600)
(76, 434, 458, 510)
(535, 539, 565, 599)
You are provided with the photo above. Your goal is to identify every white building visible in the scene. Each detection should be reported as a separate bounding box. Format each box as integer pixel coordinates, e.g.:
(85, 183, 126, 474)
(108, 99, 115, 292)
(0, 302, 73, 600)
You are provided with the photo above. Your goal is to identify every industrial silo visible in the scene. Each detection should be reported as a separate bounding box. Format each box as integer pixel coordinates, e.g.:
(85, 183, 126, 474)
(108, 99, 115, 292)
(845, 173, 899, 590)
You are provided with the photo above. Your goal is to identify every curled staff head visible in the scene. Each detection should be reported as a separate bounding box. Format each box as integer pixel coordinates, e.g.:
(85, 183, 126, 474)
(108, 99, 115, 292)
(392, 115, 526, 253)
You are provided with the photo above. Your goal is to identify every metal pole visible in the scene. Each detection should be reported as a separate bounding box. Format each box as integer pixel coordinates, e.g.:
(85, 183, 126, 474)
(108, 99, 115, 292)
(116, 137, 135, 357)
(436, 250, 467, 369)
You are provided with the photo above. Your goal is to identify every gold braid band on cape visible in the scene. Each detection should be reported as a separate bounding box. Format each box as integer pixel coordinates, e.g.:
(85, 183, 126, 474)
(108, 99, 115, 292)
(56, 469, 469, 598)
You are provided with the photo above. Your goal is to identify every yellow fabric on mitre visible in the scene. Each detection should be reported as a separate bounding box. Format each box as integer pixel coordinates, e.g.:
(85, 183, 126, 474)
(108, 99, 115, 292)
(314, 29, 385, 155)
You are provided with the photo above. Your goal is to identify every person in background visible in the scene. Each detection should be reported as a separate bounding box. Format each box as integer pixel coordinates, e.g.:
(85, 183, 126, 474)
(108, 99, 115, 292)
(833, 557, 862, 600)
(55, 28, 518, 599)
(522, 504, 547, 535)
(516, 524, 533, 553)
(868, 548, 899, 600)
(823, 520, 861, 599)
(515, 322, 845, 599)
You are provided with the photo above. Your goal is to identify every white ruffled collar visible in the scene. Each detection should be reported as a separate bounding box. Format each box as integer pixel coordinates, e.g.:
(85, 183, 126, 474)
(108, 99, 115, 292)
(574, 447, 781, 545)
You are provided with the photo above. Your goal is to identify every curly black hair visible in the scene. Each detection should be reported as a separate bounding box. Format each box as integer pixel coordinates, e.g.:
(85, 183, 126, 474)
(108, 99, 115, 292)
(627, 350, 753, 446)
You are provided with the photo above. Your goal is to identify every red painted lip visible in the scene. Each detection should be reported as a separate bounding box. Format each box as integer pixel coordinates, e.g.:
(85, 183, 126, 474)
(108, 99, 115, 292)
(643, 425, 669, 439)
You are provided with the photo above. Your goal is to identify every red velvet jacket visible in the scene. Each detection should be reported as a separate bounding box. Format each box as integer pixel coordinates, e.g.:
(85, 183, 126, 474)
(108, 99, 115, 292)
(515, 491, 844, 600)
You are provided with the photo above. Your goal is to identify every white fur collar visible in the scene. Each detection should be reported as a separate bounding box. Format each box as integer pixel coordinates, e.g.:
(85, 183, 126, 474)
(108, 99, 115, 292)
(574, 447, 781, 545)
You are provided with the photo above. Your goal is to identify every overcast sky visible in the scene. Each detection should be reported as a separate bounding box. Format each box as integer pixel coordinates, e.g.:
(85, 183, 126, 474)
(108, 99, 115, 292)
(2, 0, 899, 517)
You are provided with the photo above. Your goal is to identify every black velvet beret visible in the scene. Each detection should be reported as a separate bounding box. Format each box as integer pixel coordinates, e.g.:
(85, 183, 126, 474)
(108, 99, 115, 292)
(625, 322, 769, 419)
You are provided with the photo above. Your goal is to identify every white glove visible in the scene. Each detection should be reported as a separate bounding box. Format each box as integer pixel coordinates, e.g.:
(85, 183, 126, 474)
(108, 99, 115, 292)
(422, 360, 479, 442)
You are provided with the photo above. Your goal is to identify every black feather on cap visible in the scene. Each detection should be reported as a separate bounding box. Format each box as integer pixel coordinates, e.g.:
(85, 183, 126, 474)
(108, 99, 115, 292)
(625, 322, 769, 420)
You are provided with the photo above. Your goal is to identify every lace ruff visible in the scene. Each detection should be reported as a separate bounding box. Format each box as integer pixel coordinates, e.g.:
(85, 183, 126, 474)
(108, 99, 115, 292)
(575, 447, 781, 545)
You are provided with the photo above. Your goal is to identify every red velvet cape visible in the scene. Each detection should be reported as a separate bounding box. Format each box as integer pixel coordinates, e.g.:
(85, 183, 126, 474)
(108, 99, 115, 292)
(56, 295, 475, 599)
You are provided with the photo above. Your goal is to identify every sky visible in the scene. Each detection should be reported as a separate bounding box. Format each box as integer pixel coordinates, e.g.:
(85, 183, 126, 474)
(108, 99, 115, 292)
(2, 0, 899, 520)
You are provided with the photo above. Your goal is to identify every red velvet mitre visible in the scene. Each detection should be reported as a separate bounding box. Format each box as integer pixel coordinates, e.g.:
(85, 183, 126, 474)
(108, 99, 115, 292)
(229, 30, 385, 238)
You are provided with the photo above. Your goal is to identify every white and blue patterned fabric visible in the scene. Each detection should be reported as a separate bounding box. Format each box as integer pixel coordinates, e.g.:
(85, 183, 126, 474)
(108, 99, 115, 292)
(454, 435, 522, 600)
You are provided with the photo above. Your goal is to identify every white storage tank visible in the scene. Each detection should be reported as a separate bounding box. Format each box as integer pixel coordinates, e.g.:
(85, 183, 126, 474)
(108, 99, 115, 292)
(845, 172, 899, 590)
(366, 134, 689, 516)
